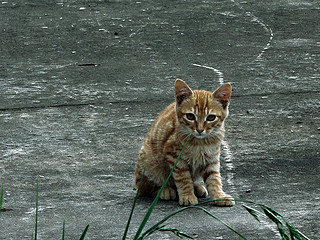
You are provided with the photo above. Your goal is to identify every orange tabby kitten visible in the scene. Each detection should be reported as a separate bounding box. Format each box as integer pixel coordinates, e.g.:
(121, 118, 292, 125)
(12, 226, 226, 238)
(134, 79, 234, 206)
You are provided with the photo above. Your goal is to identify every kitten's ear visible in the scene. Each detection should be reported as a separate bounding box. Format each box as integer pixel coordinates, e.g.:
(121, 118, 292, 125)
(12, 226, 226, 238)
(175, 79, 193, 105)
(212, 83, 232, 109)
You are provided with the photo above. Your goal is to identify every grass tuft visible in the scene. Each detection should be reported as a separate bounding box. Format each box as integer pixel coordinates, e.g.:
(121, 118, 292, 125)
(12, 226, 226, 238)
(242, 201, 310, 240)
(138, 198, 310, 240)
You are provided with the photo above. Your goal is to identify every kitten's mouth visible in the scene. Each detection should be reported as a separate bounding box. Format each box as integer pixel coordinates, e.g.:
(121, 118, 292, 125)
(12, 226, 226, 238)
(195, 135, 206, 139)
(193, 133, 207, 139)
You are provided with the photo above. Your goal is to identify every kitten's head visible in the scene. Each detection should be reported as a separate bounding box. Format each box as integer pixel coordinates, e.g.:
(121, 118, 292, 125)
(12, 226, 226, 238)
(174, 79, 232, 140)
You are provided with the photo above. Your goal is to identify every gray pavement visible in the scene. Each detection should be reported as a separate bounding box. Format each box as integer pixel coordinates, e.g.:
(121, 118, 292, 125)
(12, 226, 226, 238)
(1, 0, 319, 239)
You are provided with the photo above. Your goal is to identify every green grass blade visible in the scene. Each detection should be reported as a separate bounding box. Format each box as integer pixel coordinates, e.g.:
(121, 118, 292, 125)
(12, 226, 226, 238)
(139, 206, 192, 239)
(261, 205, 283, 226)
(79, 224, 89, 240)
(158, 225, 195, 239)
(34, 179, 39, 240)
(141, 198, 309, 240)
(141, 202, 247, 240)
(122, 171, 145, 240)
(195, 206, 248, 240)
(259, 205, 311, 240)
(260, 205, 290, 240)
(139, 193, 225, 238)
(133, 135, 191, 240)
(0, 184, 3, 216)
(62, 220, 66, 240)
(141, 199, 246, 239)
(138, 225, 163, 240)
(286, 222, 309, 240)
(142, 224, 193, 239)
(277, 224, 290, 240)
(242, 204, 261, 222)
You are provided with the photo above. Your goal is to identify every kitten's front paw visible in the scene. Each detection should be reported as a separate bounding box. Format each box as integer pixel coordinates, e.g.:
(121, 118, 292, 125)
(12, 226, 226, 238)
(212, 194, 235, 207)
(179, 194, 198, 206)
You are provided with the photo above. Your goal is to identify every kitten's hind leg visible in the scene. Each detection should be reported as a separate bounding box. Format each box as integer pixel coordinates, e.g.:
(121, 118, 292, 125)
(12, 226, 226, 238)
(135, 168, 158, 197)
(135, 172, 176, 200)
(194, 183, 208, 198)
(159, 186, 177, 200)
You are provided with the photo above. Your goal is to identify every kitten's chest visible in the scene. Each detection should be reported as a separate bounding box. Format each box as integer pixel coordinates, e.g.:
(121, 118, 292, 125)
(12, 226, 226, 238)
(184, 144, 220, 169)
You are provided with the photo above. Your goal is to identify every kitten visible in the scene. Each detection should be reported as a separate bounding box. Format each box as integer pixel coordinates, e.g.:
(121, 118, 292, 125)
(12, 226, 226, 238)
(134, 79, 234, 206)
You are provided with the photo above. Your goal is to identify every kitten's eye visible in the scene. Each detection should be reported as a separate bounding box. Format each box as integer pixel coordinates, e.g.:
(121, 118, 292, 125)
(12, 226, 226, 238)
(206, 114, 216, 121)
(186, 113, 196, 121)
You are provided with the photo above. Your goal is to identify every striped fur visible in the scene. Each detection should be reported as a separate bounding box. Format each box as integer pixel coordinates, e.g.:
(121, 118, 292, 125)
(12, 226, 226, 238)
(134, 79, 234, 206)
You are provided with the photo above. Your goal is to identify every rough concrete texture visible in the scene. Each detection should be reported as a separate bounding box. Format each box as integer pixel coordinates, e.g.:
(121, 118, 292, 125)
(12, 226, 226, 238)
(0, 0, 319, 239)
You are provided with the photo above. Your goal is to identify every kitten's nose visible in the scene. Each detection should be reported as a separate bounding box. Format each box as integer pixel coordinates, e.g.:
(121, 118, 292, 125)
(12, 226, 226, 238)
(197, 129, 204, 135)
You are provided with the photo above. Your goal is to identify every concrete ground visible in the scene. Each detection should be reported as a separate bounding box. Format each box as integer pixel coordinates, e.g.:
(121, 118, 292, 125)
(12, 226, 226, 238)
(0, 0, 319, 239)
